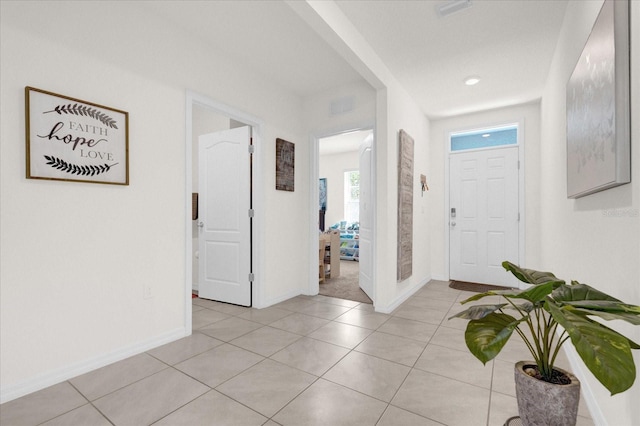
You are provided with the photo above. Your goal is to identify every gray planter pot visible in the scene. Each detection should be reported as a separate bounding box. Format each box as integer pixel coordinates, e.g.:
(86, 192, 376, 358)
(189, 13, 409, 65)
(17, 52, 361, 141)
(514, 361, 581, 426)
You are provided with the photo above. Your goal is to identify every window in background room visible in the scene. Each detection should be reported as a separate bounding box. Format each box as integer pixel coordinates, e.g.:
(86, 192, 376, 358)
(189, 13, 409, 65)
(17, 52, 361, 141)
(344, 170, 360, 223)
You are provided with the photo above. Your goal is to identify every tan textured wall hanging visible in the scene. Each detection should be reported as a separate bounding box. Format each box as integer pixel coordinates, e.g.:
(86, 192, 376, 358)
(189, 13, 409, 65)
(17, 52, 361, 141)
(397, 129, 414, 282)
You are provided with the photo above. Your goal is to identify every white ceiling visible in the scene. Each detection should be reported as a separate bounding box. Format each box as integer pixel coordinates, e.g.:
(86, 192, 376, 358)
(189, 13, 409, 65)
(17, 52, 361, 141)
(142, 0, 568, 119)
(141, 0, 363, 97)
(319, 129, 373, 156)
(335, 0, 569, 118)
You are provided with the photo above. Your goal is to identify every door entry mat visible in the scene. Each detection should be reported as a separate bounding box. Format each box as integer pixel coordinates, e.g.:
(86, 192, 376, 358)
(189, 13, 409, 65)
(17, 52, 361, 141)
(449, 280, 513, 293)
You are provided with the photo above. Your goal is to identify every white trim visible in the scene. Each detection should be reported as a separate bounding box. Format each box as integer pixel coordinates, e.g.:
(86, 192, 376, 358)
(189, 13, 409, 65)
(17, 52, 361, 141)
(185, 97, 194, 335)
(444, 119, 526, 285)
(308, 133, 321, 296)
(375, 276, 430, 314)
(517, 119, 526, 272)
(185, 91, 266, 311)
(0, 327, 186, 404)
(309, 124, 376, 302)
(263, 288, 304, 308)
(444, 129, 451, 281)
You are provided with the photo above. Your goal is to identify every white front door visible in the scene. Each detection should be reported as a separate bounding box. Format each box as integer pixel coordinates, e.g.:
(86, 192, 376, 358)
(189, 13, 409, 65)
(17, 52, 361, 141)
(358, 134, 374, 300)
(198, 126, 252, 306)
(449, 146, 519, 287)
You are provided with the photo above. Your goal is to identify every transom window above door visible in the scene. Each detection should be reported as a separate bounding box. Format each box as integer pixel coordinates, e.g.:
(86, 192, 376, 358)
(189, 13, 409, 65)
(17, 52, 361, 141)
(450, 124, 518, 152)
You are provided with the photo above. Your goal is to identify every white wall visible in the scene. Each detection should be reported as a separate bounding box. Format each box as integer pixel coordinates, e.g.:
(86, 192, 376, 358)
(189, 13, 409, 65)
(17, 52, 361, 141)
(539, 1, 640, 424)
(319, 150, 359, 228)
(304, 81, 376, 137)
(429, 102, 542, 280)
(0, 1, 309, 402)
(375, 83, 432, 311)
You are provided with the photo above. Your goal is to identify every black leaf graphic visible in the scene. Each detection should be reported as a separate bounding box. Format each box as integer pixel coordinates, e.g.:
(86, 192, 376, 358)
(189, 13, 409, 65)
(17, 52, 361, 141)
(44, 156, 117, 177)
(44, 104, 119, 129)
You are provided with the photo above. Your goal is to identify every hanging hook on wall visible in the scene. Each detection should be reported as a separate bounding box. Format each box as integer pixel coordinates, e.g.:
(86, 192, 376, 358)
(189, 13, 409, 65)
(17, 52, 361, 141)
(420, 174, 429, 196)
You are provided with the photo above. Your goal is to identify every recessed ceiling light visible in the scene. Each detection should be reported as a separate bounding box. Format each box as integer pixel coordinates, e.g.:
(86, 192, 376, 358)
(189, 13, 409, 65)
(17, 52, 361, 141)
(464, 76, 481, 86)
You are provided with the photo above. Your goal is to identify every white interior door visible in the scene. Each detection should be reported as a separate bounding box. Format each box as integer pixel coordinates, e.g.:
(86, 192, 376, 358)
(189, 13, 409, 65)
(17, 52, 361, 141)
(198, 126, 252, 306)
(358, 134, 374, 300)
(449, 146, 519, 287)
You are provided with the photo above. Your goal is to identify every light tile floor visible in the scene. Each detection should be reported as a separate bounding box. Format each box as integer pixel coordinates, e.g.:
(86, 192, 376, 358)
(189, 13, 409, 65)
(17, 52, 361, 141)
(1, 280, 595, 426)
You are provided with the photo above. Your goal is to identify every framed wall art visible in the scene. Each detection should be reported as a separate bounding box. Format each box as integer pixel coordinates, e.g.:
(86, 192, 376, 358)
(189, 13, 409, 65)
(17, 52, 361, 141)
(275, 138, 294, 191)
(25, 87, 129, 185)
(566, 0, 630, 198)
(319, 178, 327, 211)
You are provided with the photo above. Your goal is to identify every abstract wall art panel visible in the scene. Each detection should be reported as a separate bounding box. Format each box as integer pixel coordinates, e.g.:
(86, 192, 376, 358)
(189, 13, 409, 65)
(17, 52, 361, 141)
(566, 0, 630, 198)
(397, 129, 414, 282)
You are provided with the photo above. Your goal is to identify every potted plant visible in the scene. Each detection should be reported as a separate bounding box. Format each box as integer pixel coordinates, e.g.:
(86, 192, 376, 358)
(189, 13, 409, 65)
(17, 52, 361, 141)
(450, 261, 640, 426)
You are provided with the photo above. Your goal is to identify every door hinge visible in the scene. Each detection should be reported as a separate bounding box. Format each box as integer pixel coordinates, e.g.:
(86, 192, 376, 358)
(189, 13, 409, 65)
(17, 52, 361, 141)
(248, 145, 255, 154)
(518, 212, 521, 222)
(518, 160, 520, 169)
(248, 273, 255, 282)
(248, 209, 255, 218)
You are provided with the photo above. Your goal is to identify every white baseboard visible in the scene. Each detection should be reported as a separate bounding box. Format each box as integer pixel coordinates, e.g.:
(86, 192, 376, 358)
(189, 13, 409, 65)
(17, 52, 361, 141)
(258, 288, 300, 309)
(430, 274, 448, 281)
(0, 327, 188, 404)
(375, 276, 430, 314)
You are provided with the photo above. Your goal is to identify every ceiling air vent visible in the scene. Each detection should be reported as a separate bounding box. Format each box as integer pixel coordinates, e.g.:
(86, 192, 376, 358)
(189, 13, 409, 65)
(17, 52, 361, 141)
(330, 96, 355, 116)
(436, 0, 472, 17)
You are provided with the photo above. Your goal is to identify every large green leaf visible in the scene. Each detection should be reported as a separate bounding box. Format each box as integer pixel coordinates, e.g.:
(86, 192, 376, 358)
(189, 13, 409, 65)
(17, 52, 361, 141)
(449, 304, 507, 321)
(460, 281, 559, 306)
(502, 300, 535, 314)
(460, 291, 500, 304)
(551, 283, 640, 325)
(565, 302, 640, 326)
(547, 301, 637, 395)
(502, 261, 564, 286)
(563, 300, 640, 313)
(510, 281, 559, 303)
(464, 313, 520, 364)
(552, 283, 623, 303)
(460, 288, 537, 304)
(562, 306, 640, 347)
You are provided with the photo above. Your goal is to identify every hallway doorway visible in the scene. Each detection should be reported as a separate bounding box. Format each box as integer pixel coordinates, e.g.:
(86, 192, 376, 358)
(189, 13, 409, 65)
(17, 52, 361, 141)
(316, 129, 374, 304)
(185, 91, 265, 332)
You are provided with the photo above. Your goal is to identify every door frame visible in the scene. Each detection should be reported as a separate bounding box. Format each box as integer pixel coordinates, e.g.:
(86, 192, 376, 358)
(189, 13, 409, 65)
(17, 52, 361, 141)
(185, 90, 265, 334)
(308, 125, 376, 303)
(444, 119, 526, 286)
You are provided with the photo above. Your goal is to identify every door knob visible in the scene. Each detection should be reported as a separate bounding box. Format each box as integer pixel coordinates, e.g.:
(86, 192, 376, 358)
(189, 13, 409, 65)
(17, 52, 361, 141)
(197, 221, 204, 228)
(451, 221, 456, 227)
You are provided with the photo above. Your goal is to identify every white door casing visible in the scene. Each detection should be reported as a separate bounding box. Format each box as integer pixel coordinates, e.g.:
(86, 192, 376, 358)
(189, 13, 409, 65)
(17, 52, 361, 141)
(198, 126, 252, 306)
(449, 146, 520, 287)
(358, 134, 373, 300)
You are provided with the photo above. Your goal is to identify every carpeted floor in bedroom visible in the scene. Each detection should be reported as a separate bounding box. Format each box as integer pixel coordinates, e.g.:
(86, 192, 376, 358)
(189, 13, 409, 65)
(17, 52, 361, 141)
(319, 260, 371, 304)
